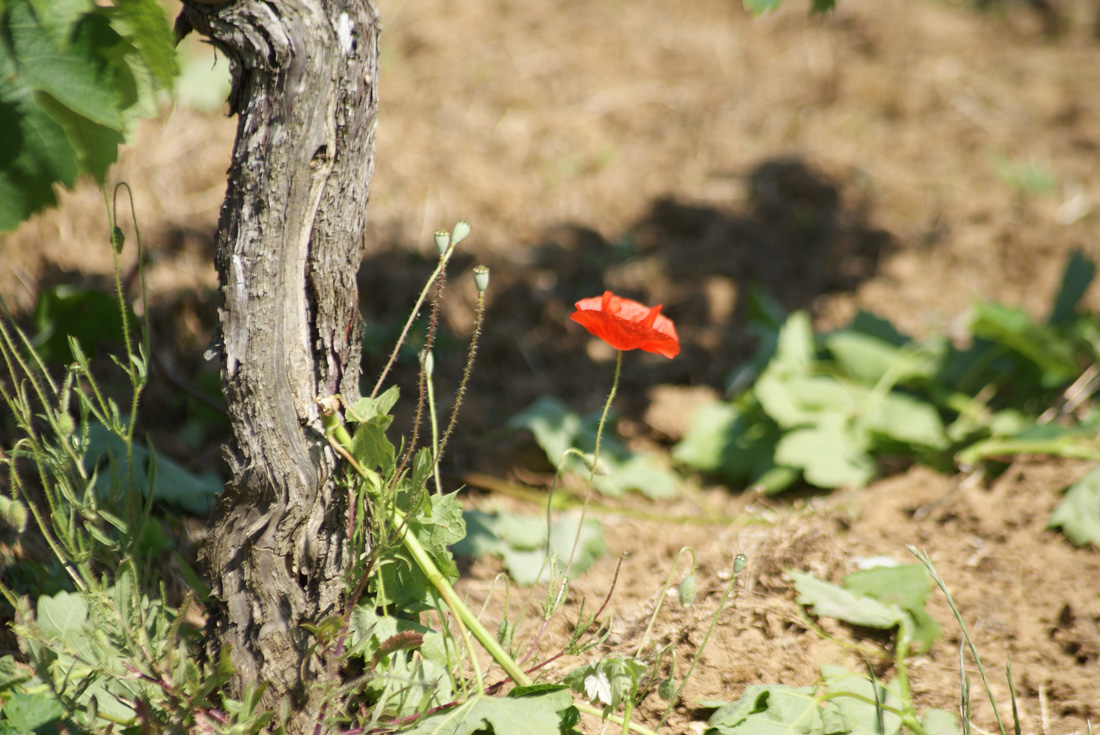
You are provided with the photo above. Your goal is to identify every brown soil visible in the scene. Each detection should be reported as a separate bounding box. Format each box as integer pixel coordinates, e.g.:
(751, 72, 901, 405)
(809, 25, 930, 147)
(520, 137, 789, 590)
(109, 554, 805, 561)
(3, 0, 1100, 733)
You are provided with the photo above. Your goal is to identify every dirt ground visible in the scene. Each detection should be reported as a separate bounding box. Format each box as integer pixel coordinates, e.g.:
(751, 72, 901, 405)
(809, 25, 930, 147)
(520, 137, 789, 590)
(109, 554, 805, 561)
(3, 0, 1100, 732)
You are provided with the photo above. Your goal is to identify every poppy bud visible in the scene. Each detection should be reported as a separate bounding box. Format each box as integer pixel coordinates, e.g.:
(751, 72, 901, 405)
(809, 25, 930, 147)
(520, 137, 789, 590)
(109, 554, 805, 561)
(451, 220, 471, 245)
(111, 226, 125, 253)
(420, 349, 434, 376)
(473, 265, 490, 293)
(678, 574, 697, 607)
(658, 677, 675, 700)
(433, 230, 450, 255)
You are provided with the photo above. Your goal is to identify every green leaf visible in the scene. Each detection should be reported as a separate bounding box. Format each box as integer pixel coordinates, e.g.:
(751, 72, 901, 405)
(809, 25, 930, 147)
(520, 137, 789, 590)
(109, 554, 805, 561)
(0, 656, 31, 692)
(348, 385, 399, 423)
(594, 454, 678, 499)
(824, 331, 903, 385)
(756, 374, 855, 430)
(1049, 467, 1100, 547)
(1048, 250, 1096, 327)
(859, 392, 947, 449)
(27, 0, 92, 49)
(790, 571, 901, 629)
(842, 565, 941, 651)
(0, 77, 80, 230)
(351, 419, 395, 475)
(921, 709, 962, 735)
(10, 2, 123, 128)
(2, 691, 65, 733)
(673, 400, 790, 490)
(821, 665, 902, 735)
(84, 421, 222, 514)
(969, 302, 1078, 387)
(453, 510, 605, 585)
(113, 0, 177, 88)
(509, 396, 583, 468)
(403, 690, 578, 735)
(32, 284, 133, 363)
(774, 418, 875, 488)
(510, 396, 679, 498)
(36, 589, 88, 638)
(705, 684, 830, 735)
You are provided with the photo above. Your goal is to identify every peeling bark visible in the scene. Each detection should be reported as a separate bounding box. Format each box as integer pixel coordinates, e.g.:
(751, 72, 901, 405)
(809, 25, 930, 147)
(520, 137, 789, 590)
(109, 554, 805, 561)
(178, 1, 379, 729)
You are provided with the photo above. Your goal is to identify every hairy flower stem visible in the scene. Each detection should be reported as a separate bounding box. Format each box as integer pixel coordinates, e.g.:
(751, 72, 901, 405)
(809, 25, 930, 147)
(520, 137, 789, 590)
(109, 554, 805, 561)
(371, 243, 456, 399)
(435, 291, 486, 472)
(563, 349, 621, 582)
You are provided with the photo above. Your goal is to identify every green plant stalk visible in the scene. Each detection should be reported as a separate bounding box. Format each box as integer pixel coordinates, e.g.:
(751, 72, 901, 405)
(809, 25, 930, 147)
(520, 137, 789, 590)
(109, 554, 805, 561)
(910, 546, 1008, 735)
(634, 547, 695, 657)
(327, 417, 659, 735)
(565, 349, 621, 580)
(371, 243, 456, 399)
(424, 352, 444, 494)
(956, 436, 1100, 466)
(656, 554, 746, 732)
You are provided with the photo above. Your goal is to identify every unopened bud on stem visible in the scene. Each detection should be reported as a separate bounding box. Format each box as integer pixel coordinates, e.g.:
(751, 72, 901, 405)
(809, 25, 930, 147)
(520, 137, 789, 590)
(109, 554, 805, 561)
(473, 265, 490, 293)
(451, 220, 471, 245)
(433, 230, 450, 255)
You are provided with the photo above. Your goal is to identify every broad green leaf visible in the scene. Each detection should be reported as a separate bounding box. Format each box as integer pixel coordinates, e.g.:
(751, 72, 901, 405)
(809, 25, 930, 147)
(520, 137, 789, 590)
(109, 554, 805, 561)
(842, 565, 941, 651)
(0, 78, 80, 230)
(821, 665, 902, 735)
(774, 419, 874, 488)
(33, 284, 133, 363)
(705, 684, 829, 735)
(790, 571, 901, 629)
(594, 453, 678, 499)
(27, 0, 92, 49)
(84, 421, 221, 514)
(1049, 250, 1096, 327)
(509, 396, 582, 466)
(969, 302, 1078, 387)
(510, 396, 678, 498)
(0, 655, 30, 691)
(453, 510, 605, 585)
(348, 385, 399, 423)
(1049, 467, 1100, 547)
(770, 311, 815, 375)
(113, 0, 177, 88)
(2, 691, 65, 733)
(36, 590, 88, 638)
(10, 3, 123, 128)
(351, 419, 395, 475)
(859, 391, 947, 449)
(825, 331, 901, 384)
(403, 691, 578, 735)
(673, 401, 790, 490)
(921, 709, 962, 735)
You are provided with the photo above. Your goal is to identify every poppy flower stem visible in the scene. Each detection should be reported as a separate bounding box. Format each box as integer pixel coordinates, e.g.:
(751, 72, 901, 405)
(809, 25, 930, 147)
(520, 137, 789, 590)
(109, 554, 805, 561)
(563, 349, 622, 581)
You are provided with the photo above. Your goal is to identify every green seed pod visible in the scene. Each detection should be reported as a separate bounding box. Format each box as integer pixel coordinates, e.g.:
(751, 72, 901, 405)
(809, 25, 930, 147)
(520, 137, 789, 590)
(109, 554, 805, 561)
(421, 349, 434, 376)
(451, 220, 471, 245)
(734, 554, 748, 574)
(473, 265, 490, 293)
(433, 230, 450, 255)
(0, 496, 27, 534)
(678, 574, 697, 607)
(110, 226, 125, 253)
(657, 677, 675, 700)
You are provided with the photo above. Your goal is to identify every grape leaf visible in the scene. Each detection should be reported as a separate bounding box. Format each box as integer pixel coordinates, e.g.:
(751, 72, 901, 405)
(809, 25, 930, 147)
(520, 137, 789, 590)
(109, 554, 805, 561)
(403, 690, 579, 735)
(1049, 467, 1100, 547)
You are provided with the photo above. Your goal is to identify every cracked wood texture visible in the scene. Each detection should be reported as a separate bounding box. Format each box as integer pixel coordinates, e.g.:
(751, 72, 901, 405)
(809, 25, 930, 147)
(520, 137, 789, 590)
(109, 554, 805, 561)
(179, 1, 378, 728)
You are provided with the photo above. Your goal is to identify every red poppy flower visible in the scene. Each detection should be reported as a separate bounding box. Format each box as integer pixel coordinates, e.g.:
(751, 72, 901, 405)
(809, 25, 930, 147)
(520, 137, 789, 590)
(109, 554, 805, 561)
(570, 291, 680, 358)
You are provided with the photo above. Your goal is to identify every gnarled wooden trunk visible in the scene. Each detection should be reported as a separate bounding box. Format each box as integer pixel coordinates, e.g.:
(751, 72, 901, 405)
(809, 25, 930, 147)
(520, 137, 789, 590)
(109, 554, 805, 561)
(178, 2, 379, 730)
